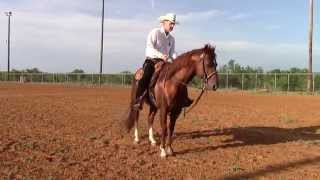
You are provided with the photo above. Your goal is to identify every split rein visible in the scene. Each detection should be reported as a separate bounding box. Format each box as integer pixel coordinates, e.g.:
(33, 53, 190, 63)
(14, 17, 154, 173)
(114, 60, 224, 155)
(168, 53, 217, 114)
(185, 62, 217, 114)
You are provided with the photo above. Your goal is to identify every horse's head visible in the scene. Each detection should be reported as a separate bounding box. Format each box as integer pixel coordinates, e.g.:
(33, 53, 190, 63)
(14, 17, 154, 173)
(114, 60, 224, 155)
(194, 44, 219, 90)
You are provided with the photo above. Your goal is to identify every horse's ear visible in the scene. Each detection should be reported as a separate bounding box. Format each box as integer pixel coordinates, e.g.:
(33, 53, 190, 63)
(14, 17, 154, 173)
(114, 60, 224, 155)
(204, 44, 210, 49)
(204, 43, 216, 52)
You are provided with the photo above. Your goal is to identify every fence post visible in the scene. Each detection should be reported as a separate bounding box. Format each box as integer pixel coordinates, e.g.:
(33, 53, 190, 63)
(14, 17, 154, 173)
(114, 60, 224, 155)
(255, 73, 258, 91)
(122, 73, 125, 87)
(313, 72, 315, 92)
(241, 73, 244, 90)
(274, 73, 277, 90)
(41, 73, 44, 83)
(226, 72, 229, 89)
(287, 73, 290, 92)
(121, 73, 124, 86)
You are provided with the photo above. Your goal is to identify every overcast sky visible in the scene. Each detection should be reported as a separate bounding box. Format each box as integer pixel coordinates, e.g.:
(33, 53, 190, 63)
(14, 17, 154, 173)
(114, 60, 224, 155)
(0, 0, 319, 73)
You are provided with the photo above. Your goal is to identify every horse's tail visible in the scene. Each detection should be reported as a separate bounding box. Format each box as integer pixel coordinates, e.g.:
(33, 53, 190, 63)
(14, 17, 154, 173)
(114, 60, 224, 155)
(123, 76, 139, 132)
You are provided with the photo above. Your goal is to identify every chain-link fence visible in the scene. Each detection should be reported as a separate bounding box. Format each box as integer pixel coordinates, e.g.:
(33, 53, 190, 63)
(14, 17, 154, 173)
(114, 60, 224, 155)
(1, 72, 320, 92)
(0, 72, 134, 87)
(217, 73, 319, 92)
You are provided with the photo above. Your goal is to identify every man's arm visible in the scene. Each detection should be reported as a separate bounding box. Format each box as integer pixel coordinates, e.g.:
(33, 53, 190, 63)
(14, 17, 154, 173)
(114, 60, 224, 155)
(146, 29, 166, 59)
(169, 38, 177, 61)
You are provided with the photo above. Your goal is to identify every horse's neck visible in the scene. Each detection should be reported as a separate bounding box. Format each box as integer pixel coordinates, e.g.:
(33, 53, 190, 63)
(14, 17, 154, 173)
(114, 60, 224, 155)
(170, 58, 196, 84)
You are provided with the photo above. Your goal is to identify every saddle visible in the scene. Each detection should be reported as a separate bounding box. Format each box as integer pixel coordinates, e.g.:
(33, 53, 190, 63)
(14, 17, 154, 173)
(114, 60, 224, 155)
(134, 60, 167, 106)
(134, 60, 165, 81)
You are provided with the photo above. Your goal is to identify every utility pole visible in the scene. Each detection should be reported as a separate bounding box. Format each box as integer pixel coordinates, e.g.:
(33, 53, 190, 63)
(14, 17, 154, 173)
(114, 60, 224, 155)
(99, 0, 105, 86)
(307, 0, 314, 92)
(5, 11, 12, 81)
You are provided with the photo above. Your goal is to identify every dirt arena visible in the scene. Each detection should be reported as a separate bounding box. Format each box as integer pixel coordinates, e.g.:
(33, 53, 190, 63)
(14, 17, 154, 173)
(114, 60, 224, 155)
(1, 83, 320, 179)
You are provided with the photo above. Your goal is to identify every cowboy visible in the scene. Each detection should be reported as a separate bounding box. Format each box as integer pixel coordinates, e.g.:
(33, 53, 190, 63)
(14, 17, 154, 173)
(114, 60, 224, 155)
(134, 13, 193, 109)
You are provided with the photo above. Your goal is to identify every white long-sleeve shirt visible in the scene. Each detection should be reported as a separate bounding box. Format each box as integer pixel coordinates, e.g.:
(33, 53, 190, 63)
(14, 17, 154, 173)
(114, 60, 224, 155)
(145, 27, 177, 61)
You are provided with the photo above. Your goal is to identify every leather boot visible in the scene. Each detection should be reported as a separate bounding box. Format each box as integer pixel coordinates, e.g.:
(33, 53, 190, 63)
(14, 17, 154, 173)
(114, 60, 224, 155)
(182, 97, 193, 107)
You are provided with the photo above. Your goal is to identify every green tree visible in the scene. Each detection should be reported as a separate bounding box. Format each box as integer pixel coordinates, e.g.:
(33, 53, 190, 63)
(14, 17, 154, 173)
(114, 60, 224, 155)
(120, 70, 132, 74)
(71, 69, 85, 74)
(25, 68, 42, 73)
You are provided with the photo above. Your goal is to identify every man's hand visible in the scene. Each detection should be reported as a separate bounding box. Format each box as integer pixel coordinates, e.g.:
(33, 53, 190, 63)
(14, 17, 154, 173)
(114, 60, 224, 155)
(161, 54, 169, 61)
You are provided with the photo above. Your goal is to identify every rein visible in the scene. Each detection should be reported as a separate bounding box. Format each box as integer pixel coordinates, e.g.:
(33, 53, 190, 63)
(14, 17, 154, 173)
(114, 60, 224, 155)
(186, 71, 217, 114)
(168, 53, 217, 114)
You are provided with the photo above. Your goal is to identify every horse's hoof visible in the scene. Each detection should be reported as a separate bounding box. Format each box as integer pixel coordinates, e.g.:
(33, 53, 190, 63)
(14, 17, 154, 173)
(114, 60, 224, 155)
(160, 152, 167, 158)
(160, 148, 167, 158)
(166, 148, 174, 156)
(150, 141, 157, 146)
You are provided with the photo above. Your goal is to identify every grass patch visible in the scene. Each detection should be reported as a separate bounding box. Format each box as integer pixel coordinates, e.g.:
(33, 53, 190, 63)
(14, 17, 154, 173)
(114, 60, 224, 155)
(232, 123, 241, 129)
(228, 152, 245, 174)
(315, 129, 320, 134)
(303, 140, 320, 146)
(279, 113, 296, 124)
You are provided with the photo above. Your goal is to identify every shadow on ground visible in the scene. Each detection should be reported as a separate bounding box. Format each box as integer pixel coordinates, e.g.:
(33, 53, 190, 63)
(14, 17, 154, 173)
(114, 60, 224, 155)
(222, 155, 320, 179)
(175, 125, 320, 179)
(175, 125, 320, 154)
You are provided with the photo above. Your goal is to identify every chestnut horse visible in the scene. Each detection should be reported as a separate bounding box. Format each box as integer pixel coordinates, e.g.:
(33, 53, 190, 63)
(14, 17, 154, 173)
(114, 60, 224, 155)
(124, 44, 218, 157)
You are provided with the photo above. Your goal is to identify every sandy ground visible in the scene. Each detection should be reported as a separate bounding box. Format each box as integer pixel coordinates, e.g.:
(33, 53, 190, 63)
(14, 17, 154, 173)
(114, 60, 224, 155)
(1, 83, 320, 179)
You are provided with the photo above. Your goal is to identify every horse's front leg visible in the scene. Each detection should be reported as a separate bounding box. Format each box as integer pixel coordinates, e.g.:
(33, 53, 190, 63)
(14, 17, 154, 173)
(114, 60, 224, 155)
(159, 105, 168, 158)
(148, 106, 157, 146)
(133, 110, 140, 144)
(167, 108, 181, 156)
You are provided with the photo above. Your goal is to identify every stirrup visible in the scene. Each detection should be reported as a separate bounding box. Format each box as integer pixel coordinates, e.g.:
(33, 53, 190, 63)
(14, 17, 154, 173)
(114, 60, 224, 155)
(182, 98, 193, 108)
(133, 102, 142, 110)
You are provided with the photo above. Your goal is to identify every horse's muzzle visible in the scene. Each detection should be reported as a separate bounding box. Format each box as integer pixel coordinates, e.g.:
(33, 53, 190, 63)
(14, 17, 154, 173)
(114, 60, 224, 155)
(212, 85, 217, 91)
(205, 83, 217, 91)
(204, 72, 218, 91)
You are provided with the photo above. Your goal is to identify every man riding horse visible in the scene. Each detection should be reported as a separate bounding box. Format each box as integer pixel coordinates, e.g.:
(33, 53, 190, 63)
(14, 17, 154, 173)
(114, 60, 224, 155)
(134, 13, 193, 109)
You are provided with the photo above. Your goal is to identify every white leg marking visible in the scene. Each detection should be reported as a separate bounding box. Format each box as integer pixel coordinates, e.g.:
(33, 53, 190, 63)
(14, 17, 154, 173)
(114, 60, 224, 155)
(160, 147, 167, 158)
(166, 147, 173, 156)
(134, 128, 139, 143)
(149, 128, 157, 145)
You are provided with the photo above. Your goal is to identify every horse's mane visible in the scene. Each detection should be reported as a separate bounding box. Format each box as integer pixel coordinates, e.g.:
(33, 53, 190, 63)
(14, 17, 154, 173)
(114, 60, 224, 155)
(159, 44, 216, 81)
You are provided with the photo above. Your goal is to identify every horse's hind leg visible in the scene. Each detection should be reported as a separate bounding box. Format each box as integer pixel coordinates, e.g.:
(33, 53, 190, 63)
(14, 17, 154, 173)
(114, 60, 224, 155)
(148, 106, 157, 146)
(133, 111, 140, 144)
(166, 108, 182, 156)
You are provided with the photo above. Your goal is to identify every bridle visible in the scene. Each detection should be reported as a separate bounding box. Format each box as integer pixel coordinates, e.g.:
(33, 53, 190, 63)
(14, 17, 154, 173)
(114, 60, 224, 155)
(185, 52, 217, 113)
(201, 53, 217, 90)
(170, 52, 217, 87)
(162, 50, 217, 114)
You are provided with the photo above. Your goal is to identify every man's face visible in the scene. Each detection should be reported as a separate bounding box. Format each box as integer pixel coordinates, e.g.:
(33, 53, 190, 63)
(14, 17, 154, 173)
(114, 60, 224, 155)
(163, 20, 175, 32)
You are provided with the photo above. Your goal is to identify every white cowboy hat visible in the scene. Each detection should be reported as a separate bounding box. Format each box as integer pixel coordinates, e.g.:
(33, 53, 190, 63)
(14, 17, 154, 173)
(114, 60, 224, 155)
(158, 13, 179, 24)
